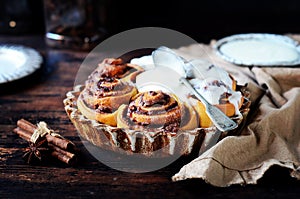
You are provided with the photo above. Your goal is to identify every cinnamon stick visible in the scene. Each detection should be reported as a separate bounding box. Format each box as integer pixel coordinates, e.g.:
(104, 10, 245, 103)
(48, 143, 75, 159)
(17, 119, 75, 151)
(14, 119, 77, 165)
(51, 151, 76, 166)
(45, 134, 75, 152)
(13, 127, 31, 141)
(13, 127, 75, 165)
(48, 143, 76, 165)
(17, 119, 36, 134)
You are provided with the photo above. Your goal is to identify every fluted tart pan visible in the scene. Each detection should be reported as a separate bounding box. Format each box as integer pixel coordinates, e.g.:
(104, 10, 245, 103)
(63, 84, 251, 157)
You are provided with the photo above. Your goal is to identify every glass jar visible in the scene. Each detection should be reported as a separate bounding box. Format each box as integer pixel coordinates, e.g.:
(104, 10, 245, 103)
(43, 0, 108, 51)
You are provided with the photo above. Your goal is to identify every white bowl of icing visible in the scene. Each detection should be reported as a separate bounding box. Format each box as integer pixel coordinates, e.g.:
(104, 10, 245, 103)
(214, 33, 300, 66)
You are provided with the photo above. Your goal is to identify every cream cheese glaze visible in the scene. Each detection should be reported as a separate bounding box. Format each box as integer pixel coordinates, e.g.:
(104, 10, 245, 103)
(130, 55, 154, 70)
(190, 78, 242, 115)
(214, 34, 300, 66)
(220, 38, 299, 63)
(186, 61, 243, 115)
(132, 52, 243, 116)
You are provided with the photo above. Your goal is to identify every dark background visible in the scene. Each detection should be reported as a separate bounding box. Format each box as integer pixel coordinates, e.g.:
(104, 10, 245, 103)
(110, 0, 300, 43)
(0, 0, 300, 43)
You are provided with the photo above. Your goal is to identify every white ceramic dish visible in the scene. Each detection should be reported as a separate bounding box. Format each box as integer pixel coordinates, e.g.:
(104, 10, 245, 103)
(0, 45, 43, 84)
(214, 33, 300, 67)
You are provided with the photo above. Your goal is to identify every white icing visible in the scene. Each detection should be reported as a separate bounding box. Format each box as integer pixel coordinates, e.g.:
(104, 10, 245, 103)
(186, 60, 243, 115)
(188, 59, 233, 87)
(110, 132, 119, 147)
(220, 38, 299, 63)
(191, 77, 229, 105)
(199, 130, 218, 155)
(130, 55, 155, 70)
(131, 49, 243, 116)
(136, 67, 189, 102)
(144, 132, 155, 143)
(168, 135, 176, 155)
(137, 82, 172, 94)
(190, 76, 242, 115)
(229, 91, 243, 115)
(127, 131, 136, 151)
(187, 133, 196, 153)
(152, 46, 187, 77)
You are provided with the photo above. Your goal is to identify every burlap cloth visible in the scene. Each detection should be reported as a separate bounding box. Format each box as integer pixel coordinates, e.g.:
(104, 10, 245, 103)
(171, 35, 300, 187)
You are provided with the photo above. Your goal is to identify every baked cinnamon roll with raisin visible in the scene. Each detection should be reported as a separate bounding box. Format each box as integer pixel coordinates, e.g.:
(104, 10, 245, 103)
(90, 58, 144, 82)
(78, 77, 137, 126)
(117, 91, 198, 132)
(77, 58, 143, 126)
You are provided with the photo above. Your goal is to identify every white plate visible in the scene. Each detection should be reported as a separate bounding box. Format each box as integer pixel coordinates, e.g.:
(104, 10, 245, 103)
(0, 45, 42, 84)
(214, 33, 300, 67)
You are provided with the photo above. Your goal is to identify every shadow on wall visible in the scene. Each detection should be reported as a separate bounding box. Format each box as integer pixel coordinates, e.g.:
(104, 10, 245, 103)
(1, 0, 300, 42)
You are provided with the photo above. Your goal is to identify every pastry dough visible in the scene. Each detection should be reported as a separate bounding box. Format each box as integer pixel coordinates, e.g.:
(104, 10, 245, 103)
(117, 91, 198, 132)
(77, 58, 143, 126)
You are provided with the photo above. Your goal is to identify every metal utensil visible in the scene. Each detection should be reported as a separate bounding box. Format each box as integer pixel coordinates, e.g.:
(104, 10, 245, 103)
(180, 77, 237, 132)
(152, 46, 238, 132)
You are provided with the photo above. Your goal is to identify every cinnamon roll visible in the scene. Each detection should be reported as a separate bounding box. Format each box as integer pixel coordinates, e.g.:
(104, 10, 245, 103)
(77, 58, 143, 126)
(117, 90, 198, 133)
(90, 58, 144, 82)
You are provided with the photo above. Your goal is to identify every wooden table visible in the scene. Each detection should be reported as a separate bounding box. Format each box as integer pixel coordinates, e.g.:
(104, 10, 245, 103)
(1, 35, 300, 199)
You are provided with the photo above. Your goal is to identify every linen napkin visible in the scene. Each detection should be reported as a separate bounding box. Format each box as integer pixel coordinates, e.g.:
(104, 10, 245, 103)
(171, 39, 300, 187)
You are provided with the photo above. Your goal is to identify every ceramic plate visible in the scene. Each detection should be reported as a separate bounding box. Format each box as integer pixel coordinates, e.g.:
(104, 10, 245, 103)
(0, 45, 43, 84)
(214, 33, 300, 67)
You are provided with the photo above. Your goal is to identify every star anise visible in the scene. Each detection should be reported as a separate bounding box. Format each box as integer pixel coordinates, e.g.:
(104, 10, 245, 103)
(23, 138, 49, 164)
